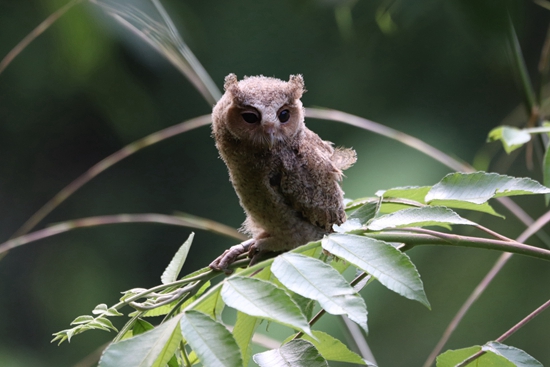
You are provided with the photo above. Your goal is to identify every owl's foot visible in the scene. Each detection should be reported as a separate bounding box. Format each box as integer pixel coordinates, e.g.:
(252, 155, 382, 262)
(209, 239, 255, 274)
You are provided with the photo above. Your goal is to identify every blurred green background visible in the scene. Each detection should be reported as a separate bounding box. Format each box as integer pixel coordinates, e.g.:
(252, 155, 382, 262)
(0, 0, 549, 366)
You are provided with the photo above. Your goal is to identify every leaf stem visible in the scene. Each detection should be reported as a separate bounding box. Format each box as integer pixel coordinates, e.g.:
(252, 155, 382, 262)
(367, 230, 550, 262)
(472, 224, 515, 242)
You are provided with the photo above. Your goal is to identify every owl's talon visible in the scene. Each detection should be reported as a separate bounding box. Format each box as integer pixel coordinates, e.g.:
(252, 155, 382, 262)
(209, 239, 255, 274)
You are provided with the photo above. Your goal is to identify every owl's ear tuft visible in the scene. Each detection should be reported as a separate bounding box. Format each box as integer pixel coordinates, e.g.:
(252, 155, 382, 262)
(288, 74, 306, 99)
(224, 73, 239, 92)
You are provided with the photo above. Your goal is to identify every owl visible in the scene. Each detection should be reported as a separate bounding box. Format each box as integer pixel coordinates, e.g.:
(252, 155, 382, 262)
(209, 74, 356, 271)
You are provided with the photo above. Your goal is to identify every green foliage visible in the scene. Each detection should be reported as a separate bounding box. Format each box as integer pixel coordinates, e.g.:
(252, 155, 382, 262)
(161, 233, 195, 285)
(51, 171, 550, 366)
(488, 126, 533, 153)
(367, 206, 475, 230)
(253, 339, 328, 367)
(299, 331, 368, 365)
(322, 234, 429, 308)
(426, 172, 550, 204)
(99, 315, 182, 367)
(221, 276, 312, 336)
(437, 342, 543, 367)
(271, 253, 369, 333)
(180, 310, 243, 367)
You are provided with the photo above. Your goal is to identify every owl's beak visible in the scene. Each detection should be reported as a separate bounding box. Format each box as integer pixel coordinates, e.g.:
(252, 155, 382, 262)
(263, 123, 276, 149)
(267, 133, 276, 149)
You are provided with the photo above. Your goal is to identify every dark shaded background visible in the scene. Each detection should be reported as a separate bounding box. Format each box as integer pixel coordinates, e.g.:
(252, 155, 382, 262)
(0, 0, 549, 366)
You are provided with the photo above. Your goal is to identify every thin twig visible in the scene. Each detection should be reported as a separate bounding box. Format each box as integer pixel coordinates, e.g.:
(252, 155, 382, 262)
(0, 0, 83, 76)
(455, 298, 550, 367)
(0, 213, 245, 255)
(340, 316, 377, 365)
(365, 228, 550, 277)
(422, 209, 550, 367)
(306, 108, 471, 173)
(422, 253, 512, 367)
(385, 227, 548, 260)
(473, 224, 516, 242)
(11, 115, 211, 238)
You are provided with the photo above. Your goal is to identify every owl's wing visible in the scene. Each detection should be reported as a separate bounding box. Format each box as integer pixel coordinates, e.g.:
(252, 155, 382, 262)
(278, 131, 354, 232)
(332, 147, 357, 171)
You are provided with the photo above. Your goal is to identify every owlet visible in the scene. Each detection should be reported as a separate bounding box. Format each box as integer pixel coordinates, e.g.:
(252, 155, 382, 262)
(210, 73, 356, 271)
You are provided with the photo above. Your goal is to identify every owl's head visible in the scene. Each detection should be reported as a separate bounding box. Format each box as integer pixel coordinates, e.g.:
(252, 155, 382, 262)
(213, 74, 306, 149)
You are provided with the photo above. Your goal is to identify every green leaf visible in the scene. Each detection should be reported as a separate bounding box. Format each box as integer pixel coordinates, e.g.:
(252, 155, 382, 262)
(426, 172, 550, 205)
(70, 315, 94, 325)
(167, 355, 179, 367)
(179, 310, 242, 367)
(51, 331, 68, 345)
(193, 284, 224, 320)
(347, 200, 380, 223)
(132, 319, 154, 336)
(377, 186, 430, 204)
(105, 308, 124, 317)
(368, 206, 475, 230)
(302, 330, 367, 364)
(221, 276, 313, 336)
(88, 320, 113, 332)
(323, 234, 430, 308)
(271, 253, 368, 332)
(337, 200, 380, 232)
(345, 197, 373, 211)
(161, 232, 194, 284)
(92, 303, 109, 315)
(334, 218, 363, 233)
(436, 345, 528, 367)
(488, 126, 532, 153)
(93, 317, 118, 331)
(376, 186, 431, 214)
(233, 311, 260, 366)
(253, 339, 328, 367)
(482, 341, 542, 367)
(98, 315, 182, 367)
(130, 300, 181, 318)
(430, 200, 503, 217)
(437, 346, 483, 367)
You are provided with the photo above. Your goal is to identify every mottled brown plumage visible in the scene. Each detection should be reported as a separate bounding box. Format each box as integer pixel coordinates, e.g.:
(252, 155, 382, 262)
(209, 74, 356, 271)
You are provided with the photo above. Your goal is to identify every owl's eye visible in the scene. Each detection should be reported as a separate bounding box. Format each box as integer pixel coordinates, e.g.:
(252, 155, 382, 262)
(278, 110, 290, 123)
(241, 112, 260, 124)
